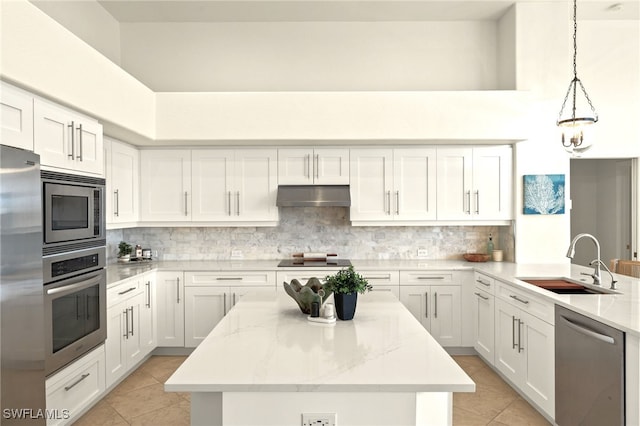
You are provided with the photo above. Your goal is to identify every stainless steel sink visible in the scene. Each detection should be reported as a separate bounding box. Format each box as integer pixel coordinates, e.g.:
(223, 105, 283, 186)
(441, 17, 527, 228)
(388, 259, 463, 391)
(516, 277, 619, 295)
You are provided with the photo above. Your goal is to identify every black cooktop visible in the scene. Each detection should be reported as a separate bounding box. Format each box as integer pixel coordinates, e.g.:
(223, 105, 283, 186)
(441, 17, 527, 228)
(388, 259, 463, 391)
(277, 259, 352, 267)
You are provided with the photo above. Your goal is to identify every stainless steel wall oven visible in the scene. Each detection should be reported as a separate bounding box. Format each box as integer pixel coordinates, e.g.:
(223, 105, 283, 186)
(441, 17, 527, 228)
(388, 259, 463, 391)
(43, 247, 106, 376)
(41, 170, 105, 254)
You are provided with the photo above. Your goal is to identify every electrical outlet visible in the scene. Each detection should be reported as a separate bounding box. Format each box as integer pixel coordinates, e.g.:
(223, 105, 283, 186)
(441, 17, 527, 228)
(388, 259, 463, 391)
(301, 413, 337, 426)
(417, 248, 428, 258)
(231, 250, 243, 259)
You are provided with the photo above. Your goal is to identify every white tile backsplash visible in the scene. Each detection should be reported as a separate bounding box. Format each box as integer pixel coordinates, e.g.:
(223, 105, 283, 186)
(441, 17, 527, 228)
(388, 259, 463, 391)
(109, 207, 514, 262)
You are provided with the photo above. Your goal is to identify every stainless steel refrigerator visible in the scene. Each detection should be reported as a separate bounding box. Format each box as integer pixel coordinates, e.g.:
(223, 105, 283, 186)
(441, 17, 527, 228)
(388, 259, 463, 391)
(1, 145, 46, 425)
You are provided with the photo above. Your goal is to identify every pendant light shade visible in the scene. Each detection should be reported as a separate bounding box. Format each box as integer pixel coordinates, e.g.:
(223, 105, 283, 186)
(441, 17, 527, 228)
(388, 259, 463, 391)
(556, 0, 598, 155)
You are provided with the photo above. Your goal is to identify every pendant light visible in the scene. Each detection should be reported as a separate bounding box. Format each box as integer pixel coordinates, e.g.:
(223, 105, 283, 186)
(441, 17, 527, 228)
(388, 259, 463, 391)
(556, 0, 598, 154)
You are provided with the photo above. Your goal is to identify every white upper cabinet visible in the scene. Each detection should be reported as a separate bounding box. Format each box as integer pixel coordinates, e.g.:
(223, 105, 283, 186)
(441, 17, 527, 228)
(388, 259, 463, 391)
(0, 82, 34, 151)
(350, 148, 436, 222)
(105, 137, 139, 226)
(436, 145, 512, 221)
(34, 98, 104, 176)
(142, 148, 278, 224)
(278, 148, 349, 185)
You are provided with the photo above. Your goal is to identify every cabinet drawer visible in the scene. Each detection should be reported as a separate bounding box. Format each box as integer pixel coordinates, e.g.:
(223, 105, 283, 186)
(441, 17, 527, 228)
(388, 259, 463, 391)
(495, 280, 554, 325)
(474, 272, 495, 295)
(107, 277, 143, 307)
(359, 270, 400, 286)
(400, 271, 456, 285)
(46, 345, 105, 426)
(186, 271, 275, 287)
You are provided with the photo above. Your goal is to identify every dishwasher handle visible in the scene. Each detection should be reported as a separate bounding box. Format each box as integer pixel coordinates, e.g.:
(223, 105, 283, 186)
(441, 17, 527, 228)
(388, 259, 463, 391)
(560, 315, 616, 345)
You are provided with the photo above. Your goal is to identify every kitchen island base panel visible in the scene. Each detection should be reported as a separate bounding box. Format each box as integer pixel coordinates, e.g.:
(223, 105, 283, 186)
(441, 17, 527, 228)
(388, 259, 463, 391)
(191, 391, 453, 426)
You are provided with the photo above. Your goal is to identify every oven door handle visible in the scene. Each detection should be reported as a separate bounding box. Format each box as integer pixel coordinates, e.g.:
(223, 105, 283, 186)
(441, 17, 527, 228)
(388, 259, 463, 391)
(46, 273, 102, 296)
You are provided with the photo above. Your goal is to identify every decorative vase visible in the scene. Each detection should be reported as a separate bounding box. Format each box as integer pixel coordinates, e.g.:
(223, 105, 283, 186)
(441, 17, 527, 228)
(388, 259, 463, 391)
(334, 292, 358, 320)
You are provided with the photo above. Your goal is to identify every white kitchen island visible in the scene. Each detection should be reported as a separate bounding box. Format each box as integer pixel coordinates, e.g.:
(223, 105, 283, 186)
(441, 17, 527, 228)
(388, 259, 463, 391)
(165, 291, 475, 426)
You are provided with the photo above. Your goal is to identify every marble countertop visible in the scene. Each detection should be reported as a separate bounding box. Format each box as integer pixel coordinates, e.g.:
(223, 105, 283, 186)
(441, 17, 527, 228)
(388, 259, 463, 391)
(106, 258, 640, 336)
(164, 291, 476, 393)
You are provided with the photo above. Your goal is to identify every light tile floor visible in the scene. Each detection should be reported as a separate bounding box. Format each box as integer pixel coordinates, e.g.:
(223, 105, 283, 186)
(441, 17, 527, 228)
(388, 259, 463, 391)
(76, 355, 551, 425)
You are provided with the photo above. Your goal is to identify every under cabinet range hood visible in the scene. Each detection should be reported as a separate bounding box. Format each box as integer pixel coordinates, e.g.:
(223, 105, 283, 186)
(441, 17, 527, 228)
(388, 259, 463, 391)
(276, 185, 351, 207)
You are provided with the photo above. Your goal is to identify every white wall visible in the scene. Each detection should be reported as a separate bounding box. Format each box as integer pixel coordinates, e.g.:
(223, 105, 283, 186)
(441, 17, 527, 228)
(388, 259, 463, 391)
(30, 0, 122, 65)
(120, 21, 499, 92)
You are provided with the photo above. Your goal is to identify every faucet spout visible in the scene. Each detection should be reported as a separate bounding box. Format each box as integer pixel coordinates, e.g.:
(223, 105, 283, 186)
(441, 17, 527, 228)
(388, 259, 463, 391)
(567, 233, 602, 285)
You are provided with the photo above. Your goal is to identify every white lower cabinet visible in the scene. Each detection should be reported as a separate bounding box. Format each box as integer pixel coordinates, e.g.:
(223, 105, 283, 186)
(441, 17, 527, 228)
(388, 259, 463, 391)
(399, 271, 461, 346)
(184, 271, 276, 347)
(156, 271, 185, 347)
(494, 283, 555, 418)
(472, 272, 496, 364)
(46, 345, 105, 426)
(105, 275, 153, 389)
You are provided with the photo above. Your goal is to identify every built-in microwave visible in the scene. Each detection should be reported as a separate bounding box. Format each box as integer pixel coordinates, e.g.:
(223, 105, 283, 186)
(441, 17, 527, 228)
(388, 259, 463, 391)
(42, 171, 105, 253)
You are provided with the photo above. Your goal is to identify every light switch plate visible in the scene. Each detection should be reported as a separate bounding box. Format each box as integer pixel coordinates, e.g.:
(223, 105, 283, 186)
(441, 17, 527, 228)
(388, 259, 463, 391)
(301, 413, 337, 426)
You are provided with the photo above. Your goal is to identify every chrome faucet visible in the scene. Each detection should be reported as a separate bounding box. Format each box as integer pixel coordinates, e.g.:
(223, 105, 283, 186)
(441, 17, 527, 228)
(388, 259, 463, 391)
(566, 233, 602, 285)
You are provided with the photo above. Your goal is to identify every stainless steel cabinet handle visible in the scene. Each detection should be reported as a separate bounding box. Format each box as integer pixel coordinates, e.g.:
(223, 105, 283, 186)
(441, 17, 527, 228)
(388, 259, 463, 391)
(425, 293, 428, 318)
(386, 191, 391, 215)
(560, 315, 616, 344)
(223, 292, 227, 315)
(476, 278, 490, 287)
(236, 191, 240, 216)
(129, 306, 134, 336)
(176, 278, 180, 303)
(216, 277, 243, 281)
(146, 281, 151, 308)
(518, 319, 524, 352)
(228, 191, 232, 216)
(434, 292, 438, 318)
(184, 192, 188, 216)
(466, 190, 472, 214)
(114, 190, 119, 217)
(118, 287, 136, 296)
(64, 373, 90, 392)
(306, 154, 311, 179)
(510, 295, 530, 305)
(474, 190, 479, 214)
(418, 276, 444, 280)
(395, 190, 400, 215)
(474, 292, 489, 300)
(512, 316, 517, 349)
(123, 309, 129, 339)
(68, 121, 75, 159)
(77, 123, 83, 161)
(315, 154, 319, 180)
(233, 292, 237, 306)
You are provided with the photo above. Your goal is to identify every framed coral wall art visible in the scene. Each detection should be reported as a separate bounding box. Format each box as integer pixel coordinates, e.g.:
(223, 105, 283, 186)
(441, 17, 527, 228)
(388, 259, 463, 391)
(523, 174, 565, 215)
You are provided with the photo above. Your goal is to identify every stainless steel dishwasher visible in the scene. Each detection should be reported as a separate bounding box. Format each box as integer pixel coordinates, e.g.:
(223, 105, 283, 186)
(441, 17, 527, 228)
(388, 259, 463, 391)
(555, 305, 625, 426)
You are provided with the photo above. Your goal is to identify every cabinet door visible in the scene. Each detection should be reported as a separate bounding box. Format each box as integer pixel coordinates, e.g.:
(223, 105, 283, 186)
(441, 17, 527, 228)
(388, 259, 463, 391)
(139, 274, 156, 356)
(1, 82, 33, 151)
(436, 147, 473, 220)
(192, 149, 235, 221)
(108, 139, 139, 224)
(140, 150, 192, 221)
(350, 148, 393, 221)
(393, 148, 437, 220)
(156, 272, 185, 347)
(184, 287, 227, 348)
(125, 292, 145, 368)
(34, 99, 73, 170)
(278, 148, 313, 185)
(472, 288, 495, 364)
(314, 148, 349, 185)
(472, 146, 512, 220)
(494, 298, 523, 385)
(429, 285, 461, 346)
(399, 286, 430, 330)
(234, 149, 278, 221)
(72, 119, 104, 176)
(105, 301, 127, 388)
(521, 310, 555, 417)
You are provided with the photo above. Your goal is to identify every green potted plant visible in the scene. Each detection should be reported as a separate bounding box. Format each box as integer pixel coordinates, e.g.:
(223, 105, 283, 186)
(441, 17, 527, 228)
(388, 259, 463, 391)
(118, 241, 133, 262)
(324, 266, 372, 320)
